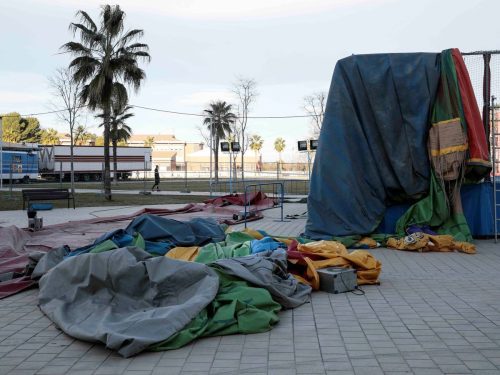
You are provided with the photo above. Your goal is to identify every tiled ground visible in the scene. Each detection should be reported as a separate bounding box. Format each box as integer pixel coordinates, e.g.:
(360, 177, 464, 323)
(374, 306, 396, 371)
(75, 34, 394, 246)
(1, 205, 500, 374)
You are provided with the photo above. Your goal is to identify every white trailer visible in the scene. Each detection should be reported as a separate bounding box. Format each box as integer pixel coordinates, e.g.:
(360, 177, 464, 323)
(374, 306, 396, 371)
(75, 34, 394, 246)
(38, 145, 152, 181)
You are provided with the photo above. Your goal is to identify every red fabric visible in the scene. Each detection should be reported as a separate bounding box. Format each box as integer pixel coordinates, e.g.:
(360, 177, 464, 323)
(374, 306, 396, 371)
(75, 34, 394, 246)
(451, 48, 490, 170)
(286, 240, 323, 282)
(204, 192, 275, 208)
(0, 201, 266, 299)
(0, 276, 36, 299)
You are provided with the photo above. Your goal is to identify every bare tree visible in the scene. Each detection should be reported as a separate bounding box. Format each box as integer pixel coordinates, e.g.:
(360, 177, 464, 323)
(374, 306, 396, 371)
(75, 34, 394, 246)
(48, 67, 84, 194)
(233, 77, 258, 180)
(303, 91, 327, 138)
(197, 125, 214, 153)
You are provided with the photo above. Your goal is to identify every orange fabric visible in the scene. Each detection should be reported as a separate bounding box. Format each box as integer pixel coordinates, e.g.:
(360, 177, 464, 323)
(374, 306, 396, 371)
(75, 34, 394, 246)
(242, 228, 265, 240)
(387, 232, 476, 254)
(297, 240, 348, 257)
(165, 246, 200, 261)
(356, 237, 379, 248)
(294, 241, 382, 289)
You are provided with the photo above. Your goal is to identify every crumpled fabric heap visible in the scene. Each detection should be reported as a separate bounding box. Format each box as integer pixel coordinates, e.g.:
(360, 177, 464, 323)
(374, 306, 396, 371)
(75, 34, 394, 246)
(32, 222, 313, 358)
(38, 247, 220, 358)
(287, 240, 382, 289)
(387, 232, 475, 254)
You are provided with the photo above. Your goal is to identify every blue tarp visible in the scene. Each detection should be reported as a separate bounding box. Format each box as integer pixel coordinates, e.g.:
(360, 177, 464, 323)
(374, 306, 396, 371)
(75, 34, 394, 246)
(305, 53, 441, 239)
(69, 215, 227, 257)
(377, 182, 497, 237)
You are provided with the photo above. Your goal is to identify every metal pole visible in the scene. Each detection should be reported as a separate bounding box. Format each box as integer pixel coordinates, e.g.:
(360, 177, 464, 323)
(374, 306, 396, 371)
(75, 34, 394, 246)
(180, 142, 190, 193)
(143, 158, 146, 193)
(307, 151, 311, 180)
(492, 96, 497, 243)
(59, 161, 63, 188)
(229, 149, 233, 194)
(9, 162, 13, 198)
(209, 123, 213, 196)
(280, 182, 284, 222)
(0, 116, 3, 190)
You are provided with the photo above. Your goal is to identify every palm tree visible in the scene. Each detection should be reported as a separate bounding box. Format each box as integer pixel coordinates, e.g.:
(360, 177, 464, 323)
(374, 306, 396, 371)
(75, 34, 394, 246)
(74, 125, 91, 145)
(274, 137, 286, 175)
(40, 128, 61, 145)
(249, 134, 264, 171)
(144, 136, 155, 147)
(98, 101, 134, 184)
(61, 5, 150, 200)
(203, 101, 236, 182)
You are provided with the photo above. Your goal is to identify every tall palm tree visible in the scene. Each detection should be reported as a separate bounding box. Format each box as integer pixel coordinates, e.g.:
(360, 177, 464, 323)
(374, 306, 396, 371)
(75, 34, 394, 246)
(203, 101, 236, 182)
(249, 134, 264, 171)
(274, 137, 286, 175)
(61, 5, 150, 200)
(98, 101, 134, 184)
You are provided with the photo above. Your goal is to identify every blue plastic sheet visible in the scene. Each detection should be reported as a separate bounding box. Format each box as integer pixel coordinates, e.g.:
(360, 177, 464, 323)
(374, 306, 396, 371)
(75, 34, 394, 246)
(376, 182, 496, 237)
(305, 53, 441, 239)
(69, 215, 226, 257)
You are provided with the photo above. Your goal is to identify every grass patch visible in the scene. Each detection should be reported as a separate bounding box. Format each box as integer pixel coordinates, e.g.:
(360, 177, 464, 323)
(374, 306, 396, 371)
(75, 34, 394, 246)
(0, 191, 208, 211)
(13, 178, 309, 195)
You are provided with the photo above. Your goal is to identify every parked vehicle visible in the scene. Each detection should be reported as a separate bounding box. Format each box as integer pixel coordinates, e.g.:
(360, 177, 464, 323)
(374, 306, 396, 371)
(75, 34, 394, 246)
(0, 142, 39, 183)
(38, 145, 152, 182)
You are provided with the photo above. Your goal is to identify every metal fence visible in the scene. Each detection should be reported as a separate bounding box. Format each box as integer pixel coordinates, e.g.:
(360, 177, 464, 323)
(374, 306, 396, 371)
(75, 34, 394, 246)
(210, 178, 309, 196)
(150, 161, 313, 180)
(462, 50, 500, 176)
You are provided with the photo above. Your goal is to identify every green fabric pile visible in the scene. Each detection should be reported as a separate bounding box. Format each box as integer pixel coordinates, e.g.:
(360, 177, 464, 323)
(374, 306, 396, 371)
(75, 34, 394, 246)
(396, 49, 473, 242)
(150, 270, 281, 351)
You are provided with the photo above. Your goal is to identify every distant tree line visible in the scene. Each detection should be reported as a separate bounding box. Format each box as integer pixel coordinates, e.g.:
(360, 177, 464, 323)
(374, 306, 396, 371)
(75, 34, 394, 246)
(1, 112, 60, 145)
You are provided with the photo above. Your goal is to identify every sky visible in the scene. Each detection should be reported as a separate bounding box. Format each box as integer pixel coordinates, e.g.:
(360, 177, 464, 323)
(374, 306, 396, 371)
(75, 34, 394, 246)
(1, 0, 500, 161)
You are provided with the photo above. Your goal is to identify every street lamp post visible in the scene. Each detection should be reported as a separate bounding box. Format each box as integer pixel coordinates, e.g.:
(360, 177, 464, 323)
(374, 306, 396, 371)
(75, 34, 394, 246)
(221, 142, 239, 194)
(209, 122, 213, 196)
(229, 146, 232, 194)
(298, 139, 318, 181)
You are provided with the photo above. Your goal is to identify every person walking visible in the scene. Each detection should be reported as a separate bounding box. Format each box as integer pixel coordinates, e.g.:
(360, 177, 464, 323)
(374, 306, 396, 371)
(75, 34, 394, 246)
(152, 165, 160, 191)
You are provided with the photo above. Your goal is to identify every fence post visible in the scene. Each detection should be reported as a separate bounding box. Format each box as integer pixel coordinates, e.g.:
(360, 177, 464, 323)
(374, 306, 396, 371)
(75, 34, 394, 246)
(9, 163, 13, 198)
(59, 161, 63, 188)
(180, 161, 190, 193)
(102, 162, 105, 196)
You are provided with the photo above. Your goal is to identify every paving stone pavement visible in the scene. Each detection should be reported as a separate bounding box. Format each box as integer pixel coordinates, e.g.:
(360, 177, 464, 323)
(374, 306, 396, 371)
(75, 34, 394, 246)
(1, 209, 500, 374)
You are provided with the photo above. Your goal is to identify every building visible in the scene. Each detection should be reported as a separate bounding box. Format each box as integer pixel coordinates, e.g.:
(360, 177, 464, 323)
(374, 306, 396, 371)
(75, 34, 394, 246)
(186, 148, 260, 176)
(128, 134, 204, 173)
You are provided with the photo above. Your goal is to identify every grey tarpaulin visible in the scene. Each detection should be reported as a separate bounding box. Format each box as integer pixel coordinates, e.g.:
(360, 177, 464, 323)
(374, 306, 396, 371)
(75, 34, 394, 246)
(31, 246, 69, 279)
(38, 247, 219, 357)
(210, 249, 311, 309)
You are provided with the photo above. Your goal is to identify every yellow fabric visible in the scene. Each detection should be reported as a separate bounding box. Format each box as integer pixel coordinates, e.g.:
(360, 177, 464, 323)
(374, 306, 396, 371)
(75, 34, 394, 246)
(242, 228, 264, 239)
(387, 232, 475, 254)
(292, 273, 312, 286)
(355, 237, 379, 248)
(430, 144, 469, 156)
(298, 240, 348, 257)
(242, 228, 295, 245)
(295, 241, 382, 289)
(433, 117, 461, 126)
(165, 246, 200, 261)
